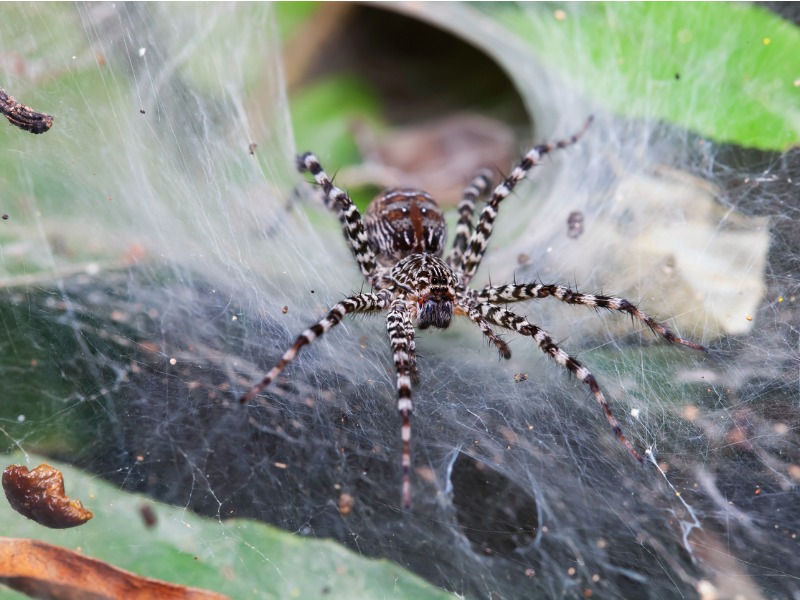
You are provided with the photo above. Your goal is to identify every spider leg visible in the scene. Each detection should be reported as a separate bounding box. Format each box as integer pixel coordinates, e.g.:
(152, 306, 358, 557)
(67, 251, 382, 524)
(446, 168, 493, 270)
(297, 152, 378, 281)
(401, 309, 419, 383)
(474, 302, 643, 463)
(459, 117, 593, 284)
(240, 292, 389, 404)
(458, 303, 511, 359)
(387, 299, 416, 508)
(477, 282, 706, 351)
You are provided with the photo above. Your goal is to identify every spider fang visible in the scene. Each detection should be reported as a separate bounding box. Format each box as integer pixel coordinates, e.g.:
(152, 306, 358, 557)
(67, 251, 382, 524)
(417, 291, 454, 329)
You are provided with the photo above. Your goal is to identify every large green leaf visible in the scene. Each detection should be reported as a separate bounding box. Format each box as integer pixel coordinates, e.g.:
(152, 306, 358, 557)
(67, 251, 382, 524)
(490, 2, 800, 150)
(0, 454, 456, 600)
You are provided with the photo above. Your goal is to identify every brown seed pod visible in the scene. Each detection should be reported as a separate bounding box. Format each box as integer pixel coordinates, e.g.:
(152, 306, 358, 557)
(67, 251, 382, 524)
(2, 463, 93, 529)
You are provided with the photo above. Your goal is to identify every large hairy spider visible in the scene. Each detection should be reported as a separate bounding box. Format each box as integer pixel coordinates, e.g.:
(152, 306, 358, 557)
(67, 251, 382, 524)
(240, 117, 706, 508)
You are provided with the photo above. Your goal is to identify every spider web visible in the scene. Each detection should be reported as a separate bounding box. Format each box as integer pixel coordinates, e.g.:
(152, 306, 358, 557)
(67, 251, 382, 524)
(1, 4, 799, 600)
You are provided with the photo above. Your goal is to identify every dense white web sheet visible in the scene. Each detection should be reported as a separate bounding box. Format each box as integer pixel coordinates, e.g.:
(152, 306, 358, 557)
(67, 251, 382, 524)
(1, 4, 798, 599)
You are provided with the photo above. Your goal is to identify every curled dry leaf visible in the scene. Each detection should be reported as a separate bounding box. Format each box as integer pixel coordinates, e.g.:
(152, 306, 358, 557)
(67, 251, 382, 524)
(2, 464, 93, 529)
(345, 113, 516, 205)
(0, 88, 53, 134)
(0, 537, 230, 600)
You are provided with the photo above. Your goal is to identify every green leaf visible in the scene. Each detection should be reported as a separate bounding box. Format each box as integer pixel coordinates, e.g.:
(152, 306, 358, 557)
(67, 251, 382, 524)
(0, 454, 456, 600)
(274, 1, 321, 42)
(290, 75, 384, 168)
(491, 2, 800, 151)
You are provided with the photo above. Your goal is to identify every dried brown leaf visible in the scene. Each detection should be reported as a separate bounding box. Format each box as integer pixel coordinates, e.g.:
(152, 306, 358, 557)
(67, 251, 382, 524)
(0, 537, 230, 600)
(0, 88, 53, 134)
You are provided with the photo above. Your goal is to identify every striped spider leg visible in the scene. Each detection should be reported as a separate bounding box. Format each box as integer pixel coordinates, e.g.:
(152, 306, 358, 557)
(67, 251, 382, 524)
(464, 301, 643, 460)
(241, 118, 706, 509)
(457, 116, 594, 284)
(239, 292, 391, 405)
(446, 167, 494, 269)
(461, 284, 705, 461)
(296, 152, 381, 283)
(476, 282, 706, 351)
(387, 298, 416, 508)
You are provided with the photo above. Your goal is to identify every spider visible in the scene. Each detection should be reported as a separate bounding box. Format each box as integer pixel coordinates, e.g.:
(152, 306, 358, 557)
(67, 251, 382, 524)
(240, 116, 706, 508)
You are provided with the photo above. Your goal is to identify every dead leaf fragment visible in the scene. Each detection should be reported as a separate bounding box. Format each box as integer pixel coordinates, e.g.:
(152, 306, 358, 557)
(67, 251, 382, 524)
(0, 88, 54, 134)
(0, 537, 230, 600)
(337, 492, 354, 516)
(3, 464, 93, 529)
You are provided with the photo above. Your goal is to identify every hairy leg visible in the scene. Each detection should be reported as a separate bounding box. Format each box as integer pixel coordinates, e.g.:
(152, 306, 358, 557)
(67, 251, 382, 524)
(387, 299, 416, 508)
(459, 118, 593, 284)
(477, 282, 706, 351)
(474, 301, 643, 462)
(447, 168, 493, 270)
(240, 292, 390, 404)
(297, 152, 378, 281)
(458, 302, 512, 359)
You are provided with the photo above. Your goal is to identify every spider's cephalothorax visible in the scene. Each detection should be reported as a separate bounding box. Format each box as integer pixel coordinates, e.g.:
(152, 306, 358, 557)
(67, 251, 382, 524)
(365, 188, 447, 266)
(242, 117, 706, 509)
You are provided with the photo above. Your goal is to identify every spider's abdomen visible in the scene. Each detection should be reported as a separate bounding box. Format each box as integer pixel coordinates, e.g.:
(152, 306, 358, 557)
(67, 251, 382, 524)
(365, 188, 446, 266)
(391, 254, 457, 330)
